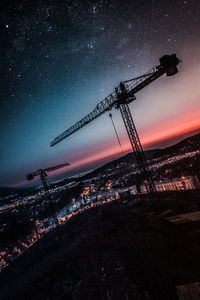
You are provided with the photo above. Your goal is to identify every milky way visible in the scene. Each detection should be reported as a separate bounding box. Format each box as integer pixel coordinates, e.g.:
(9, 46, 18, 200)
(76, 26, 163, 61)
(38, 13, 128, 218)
(1, 0, 200, 186)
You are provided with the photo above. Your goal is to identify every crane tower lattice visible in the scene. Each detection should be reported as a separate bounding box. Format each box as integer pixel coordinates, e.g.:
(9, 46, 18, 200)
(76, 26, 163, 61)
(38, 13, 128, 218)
(50, 54, 180, 193)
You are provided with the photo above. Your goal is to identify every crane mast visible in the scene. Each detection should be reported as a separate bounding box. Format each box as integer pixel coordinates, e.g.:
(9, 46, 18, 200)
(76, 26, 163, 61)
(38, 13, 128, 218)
(50, 54, 180, 193)
(26, 162, 70, 190)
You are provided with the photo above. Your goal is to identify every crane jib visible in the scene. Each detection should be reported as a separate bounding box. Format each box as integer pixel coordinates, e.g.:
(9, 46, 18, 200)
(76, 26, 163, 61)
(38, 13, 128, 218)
(50, 54, 180, 147)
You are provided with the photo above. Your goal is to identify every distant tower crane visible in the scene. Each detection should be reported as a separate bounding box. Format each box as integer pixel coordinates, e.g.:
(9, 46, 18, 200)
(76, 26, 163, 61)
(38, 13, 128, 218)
(26, 162, 70, 190)
(50, 54, 180, 193)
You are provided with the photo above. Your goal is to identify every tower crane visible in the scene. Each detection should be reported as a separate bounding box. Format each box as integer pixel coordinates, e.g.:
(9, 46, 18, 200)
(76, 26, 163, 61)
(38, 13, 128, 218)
(26, 162, 70, 190)
(50, 54, 180, 193)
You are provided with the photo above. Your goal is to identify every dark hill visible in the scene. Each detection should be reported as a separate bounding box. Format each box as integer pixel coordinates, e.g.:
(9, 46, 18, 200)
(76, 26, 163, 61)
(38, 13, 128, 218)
(84, 132, 200, 179)
(81, 149, 159, 180)
(153, 132, 200, 158)
(81, 132, 200, 181)
(0, 187, 21, 197)
(0, 186, 35, 198)
(1, 191, 200, 299)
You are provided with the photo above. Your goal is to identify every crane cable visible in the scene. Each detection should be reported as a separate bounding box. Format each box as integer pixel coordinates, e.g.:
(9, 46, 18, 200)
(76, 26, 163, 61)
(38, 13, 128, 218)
(109, 113, 123, 153)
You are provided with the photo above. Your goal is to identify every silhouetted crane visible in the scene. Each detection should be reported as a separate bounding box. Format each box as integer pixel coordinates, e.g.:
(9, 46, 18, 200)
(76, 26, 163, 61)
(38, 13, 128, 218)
(26, 162, 70, 190)
(50, 54, 180, 193)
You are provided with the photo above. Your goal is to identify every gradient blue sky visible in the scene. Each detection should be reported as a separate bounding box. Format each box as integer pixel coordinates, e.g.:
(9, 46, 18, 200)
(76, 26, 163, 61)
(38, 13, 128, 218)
(1, 0, 200, 187)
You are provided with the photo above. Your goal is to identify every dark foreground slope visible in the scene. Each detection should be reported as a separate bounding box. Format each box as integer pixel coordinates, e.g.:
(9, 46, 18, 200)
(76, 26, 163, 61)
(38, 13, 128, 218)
(0, 191, 200, 300)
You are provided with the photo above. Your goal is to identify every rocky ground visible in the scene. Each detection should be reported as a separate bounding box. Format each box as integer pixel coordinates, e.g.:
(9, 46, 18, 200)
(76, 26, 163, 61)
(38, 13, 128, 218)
(0, 190, 200, 300)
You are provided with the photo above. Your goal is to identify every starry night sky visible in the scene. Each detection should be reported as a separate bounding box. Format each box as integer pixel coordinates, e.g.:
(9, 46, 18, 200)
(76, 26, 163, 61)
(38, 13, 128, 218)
(1, 0, 200, 187)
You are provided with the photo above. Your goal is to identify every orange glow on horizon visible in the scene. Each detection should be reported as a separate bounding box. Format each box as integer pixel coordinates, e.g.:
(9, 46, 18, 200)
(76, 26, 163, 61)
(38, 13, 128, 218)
(141, 109, 200, 148)
(12, 105, 200, 188)
(60, 109, 200, 175)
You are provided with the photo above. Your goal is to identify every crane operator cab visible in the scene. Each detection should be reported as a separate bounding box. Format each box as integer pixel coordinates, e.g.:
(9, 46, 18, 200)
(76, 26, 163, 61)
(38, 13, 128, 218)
(116, 82, 136, 107)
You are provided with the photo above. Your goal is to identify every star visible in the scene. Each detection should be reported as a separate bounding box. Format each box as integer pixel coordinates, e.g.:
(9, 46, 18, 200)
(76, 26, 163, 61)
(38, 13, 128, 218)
(88, 42, 95, 49)
(1, 0, 200, 189)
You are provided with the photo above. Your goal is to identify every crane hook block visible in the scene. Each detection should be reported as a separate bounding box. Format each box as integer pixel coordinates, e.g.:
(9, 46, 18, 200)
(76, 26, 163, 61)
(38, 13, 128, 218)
(159, 54, 180, 76)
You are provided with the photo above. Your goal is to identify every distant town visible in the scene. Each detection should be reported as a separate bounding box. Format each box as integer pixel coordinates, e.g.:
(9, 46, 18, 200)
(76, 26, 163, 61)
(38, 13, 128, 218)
(0, 133, 199, 271)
